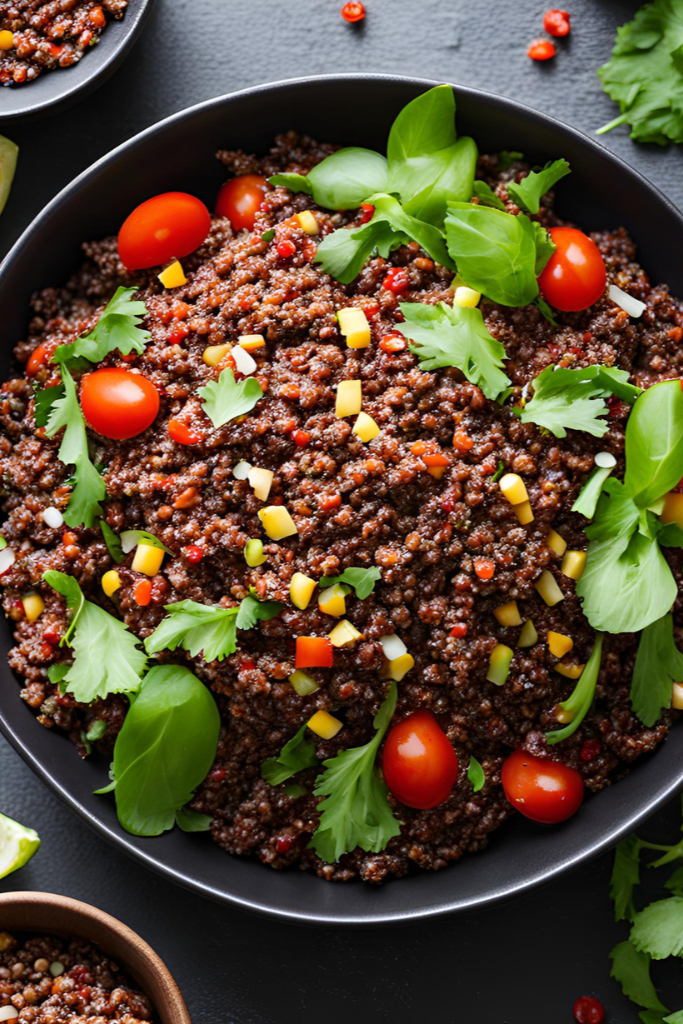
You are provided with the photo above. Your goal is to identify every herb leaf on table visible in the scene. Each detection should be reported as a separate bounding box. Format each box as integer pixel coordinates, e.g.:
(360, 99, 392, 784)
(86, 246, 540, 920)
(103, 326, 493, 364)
(519, 364, 640, 438)
(198, 367, 264, 428)
(262, 724, 318, 786)
(611, 835, 643, 923)
(53, 287, 150, 366)
(631, 613, 683, 727)
(507, 159, 571, 215)
(610, 940, 669, 1014)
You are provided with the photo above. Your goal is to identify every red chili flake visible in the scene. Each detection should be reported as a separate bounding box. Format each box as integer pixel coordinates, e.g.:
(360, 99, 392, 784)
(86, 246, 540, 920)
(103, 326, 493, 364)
(241, 660, 256, 672)
(382, 267, 410, 295)
(543, 9, 571, 36)
(167, 324, 190, 346)
(47, 43, 63, 58)
(441, 496, 454, 513)
(453, 429, 474, 452)
(173, 486, 199, 510)
(318, 494, 342, 511)
(43, 629, 60, 645)
(168, 419, 203, 445)
(360, 203, 375, 224)
(341, 1, 365, 22)
(209, 767, 226, 782)
(133, 579, 152, 607)
(580, 739, 602, 762)
(276, 835, 293, 853)
(573, 996, 605, 1024)
(185, 545, 204, 565)
(474, 558, 495, 580)
(527, 38, 556, 60)
(363, 300, 381, 318)
(40, 642, 54, 661)
(450, 623, 468, 638)
(292, 429, 311, 447)
(379, 332, 406, 354)
(277, 240, 296, 259)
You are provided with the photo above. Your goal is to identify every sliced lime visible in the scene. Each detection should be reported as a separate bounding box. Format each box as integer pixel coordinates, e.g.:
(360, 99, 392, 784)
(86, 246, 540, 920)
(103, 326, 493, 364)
(0, 135, 18, 217)
(0, 811, 40, 879)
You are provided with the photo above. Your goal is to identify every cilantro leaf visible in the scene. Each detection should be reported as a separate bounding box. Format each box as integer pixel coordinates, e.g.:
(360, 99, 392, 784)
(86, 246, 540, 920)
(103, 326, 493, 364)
(520, 364, 641, 439)
(53, 288, 150, 366)
(467, 756, 485, 792)
(664, 1013, 683, 1023)
(535, 295, 558, 326)
(631, 613, 683, 727)
(472, 181, 506, 210)
(319, 566, 381, 600)
(235, 591, 283, 630)
(100, 520, 125, 563)
(262, 723, 318, 786)
(611, 835, 643, 922)
(396, 300, 510, 400)
(44, 365, 106, 528)
(198, 368, 264, 428)
(145, 593, 281, 663)
(545, 632, 604, 744)
(34, 384, 64, 428)
(631, 897, 683, 959)
(598, 0, 683, 145)
(610, 940, 669, 1012)
(43, 570, 146, 703)
(309, 683, 401, 862)
(270, 147, 389, 210)
(507, 159, 571, 215)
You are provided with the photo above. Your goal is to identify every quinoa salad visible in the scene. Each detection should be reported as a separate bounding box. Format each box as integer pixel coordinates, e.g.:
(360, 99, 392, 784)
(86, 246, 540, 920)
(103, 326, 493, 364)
(0, 0, 129, 86)
(2, 84, 683, 884)
(0, 930, 154, 1021)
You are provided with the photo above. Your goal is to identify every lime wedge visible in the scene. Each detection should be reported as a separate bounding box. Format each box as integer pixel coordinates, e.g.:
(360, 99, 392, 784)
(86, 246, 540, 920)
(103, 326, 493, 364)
(0, 811, 40, 879)
(0, 135, 18, 217)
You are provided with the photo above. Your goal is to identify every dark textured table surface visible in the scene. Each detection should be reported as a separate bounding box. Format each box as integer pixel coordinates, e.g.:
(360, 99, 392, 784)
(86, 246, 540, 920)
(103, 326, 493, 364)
(1, 2, 682, 1021)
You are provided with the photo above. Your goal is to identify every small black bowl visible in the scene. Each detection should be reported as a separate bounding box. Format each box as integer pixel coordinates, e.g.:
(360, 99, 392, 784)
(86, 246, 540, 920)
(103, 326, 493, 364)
(0, 0, 154, 120)
(0, 75, 682, 925)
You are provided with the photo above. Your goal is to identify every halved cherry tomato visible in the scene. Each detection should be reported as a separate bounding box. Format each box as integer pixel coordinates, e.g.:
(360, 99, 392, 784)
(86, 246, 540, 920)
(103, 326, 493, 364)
(167, 419, 203, 445)
(118, 192, 211, 270)
(383, 710, 459, 809)
(80, 368, 160, 440)
(538, 227, 607, 312)
(501, 749, 584, 824)
(215, 175, 268, 232)
(26, 339, 59, 377)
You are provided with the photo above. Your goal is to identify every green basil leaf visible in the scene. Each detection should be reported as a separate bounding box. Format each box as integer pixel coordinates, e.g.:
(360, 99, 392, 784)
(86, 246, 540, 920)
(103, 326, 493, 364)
(631, 613, 683, 727)
(234, 591, 283, 630)
(507, 158, 571, 215)
(119, 529, 174, 556)
(531, 220, 556, 275)
(572, 464, 616, 519)
(111, 664, 220, 837)
(467, 756, 485, 792)
(272, 148, 389, 210)
(319, 566, 382, 600)
(609, 940, 668, 1012)
(611, 836, 642, 923)
(175, 807, 213, 832)
(624, 380, 683, 509)
(268, 172, 313, 195)
(473, 181, 506, 210)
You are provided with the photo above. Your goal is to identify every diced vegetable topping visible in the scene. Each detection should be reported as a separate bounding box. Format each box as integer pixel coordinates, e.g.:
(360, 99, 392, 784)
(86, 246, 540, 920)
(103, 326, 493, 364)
(547, 529, 567, 557)
(353, 411, 380, 442)
(21, 593, 44, 623)
(335, 379, 363, 417)
(295, 210, 319, 235)
(289, 670, 319, 696)
(562, 550, 587, 580)
(203, 344, 231, 366)
(514, 500, 534, 525)
(386, 653, 415, 681)
(535, 569, 564, 606)
(247, 466, 273, 501)
(499, 473, 528, 505)
(296, 636, 334, 668)
(318, 583, 347, 618)
(101, 570, 121, 597)
(158, 260, 187, 289)
(518, 619, 539, 648)
(453, 286, 481, 308)
(290, 572, 316, 609)
(548, 631, 574, 658)
(328, 619, 362, 647)
(337, 308, 371, 349)
(486, 643, 514, 686)
(493, 601, 523, 627)
(308, 710, 343, 739)
(244, 539, 266, 567)
(258, 505, 298, 540)
(132, 543, 164, 577)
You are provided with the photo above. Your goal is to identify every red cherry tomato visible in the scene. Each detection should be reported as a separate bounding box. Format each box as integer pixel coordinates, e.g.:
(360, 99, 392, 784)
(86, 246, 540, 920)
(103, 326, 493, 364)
(118, 192, 211, 270)
(26, 339, 59, 377)
(501, 749, 584, 824)
(544, 9, 571, 37)
(538, 227, 607, 312)
(215, 175, 268, 232)
(383, 710, 459, 809)
(80, 368, 160, 440)
(341, 2, 365, 23)
(527, 38, 556, 60)
(573, 996, 604, 1024)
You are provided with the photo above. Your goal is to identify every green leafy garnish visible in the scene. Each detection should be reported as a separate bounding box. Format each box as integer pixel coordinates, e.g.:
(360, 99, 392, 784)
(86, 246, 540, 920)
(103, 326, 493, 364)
(145, 592, 282, 663)
(175, 807, 213, 832)
(572, 463, 617, 519)
(44, 365, 105, 528)
(106, 664, 220, 836)
(34, 384, 65, 428)
(43, 570, 146, 703)
(535, 295, 559, 326)
(53, 288, 150, 366)
(261, 228, 275, 242)
(309, 683, 401, 862)
(631, 613, 683, 727)
(120, 529, 174, 555)
(85, 720, 107, 742)
(396, 300, 510, 401)
(632, 898, 683, 959)
(270, 147, 389, 210)
(498, 150, 524, 171)
(472, 181, 506, 210)
(611, 835, 643, 923)
(99, 520, 125, 563)
(610, 941, 669, 1014)
(198, 367, 264, 428)
(597, 1, 683, 145)
(624, 378, 683, 509)
(261, 724, 318, 785)
(319, 566, 381, 600)
(467, 756, 485, 792)
(507, 159, 571, 215)
(519, 364, 641, 439)
(545, 632, 604, 744)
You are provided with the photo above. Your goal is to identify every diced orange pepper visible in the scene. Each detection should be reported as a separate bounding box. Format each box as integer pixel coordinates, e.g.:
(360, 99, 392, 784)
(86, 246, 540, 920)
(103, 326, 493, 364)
(295, 636, 334, 668)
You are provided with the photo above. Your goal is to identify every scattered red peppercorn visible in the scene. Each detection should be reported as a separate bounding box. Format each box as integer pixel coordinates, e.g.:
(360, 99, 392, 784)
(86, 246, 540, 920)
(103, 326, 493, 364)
(42, 629, 60, 645)
(580, 739, 602, 762)
(450, 623, 468, 638)
(543, 9, 571, 36)
(241, 660, 256, 672)
(383, 267, 410, 295)
(133, 579, 152, 606)
(341, 1, 365, 23)
(185, 545, 204, 565)
(474, 558, 496, 581)
(292, 429, 311, 447)
(360, 202, 375, 224)
(209, 767, 226, 782)
(276, 835, 293, 853)
(379, 332, 407, 354)
(527, 37, 556, 60)
(573, 996, 605, 1024)
(277, 239, 296, 259)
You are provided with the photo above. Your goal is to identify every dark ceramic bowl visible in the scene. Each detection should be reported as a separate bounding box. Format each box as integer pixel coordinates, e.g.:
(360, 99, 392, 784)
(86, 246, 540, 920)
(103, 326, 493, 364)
(0, 0, 154, 120)
(0, 75, 681, 925)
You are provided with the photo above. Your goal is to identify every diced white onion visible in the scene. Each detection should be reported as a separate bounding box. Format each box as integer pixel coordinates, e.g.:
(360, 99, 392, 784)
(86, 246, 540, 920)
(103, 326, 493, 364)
(608, 284, 646, 318)
(0, 548, 16, 577)
(233, 461, 251, 480)
(379, 633, 407, 660)
(595, 451, 617, 469)
(232, 346, 257, 376)
(42, 506, 64, 529)
(0, 1004, 18, 1019)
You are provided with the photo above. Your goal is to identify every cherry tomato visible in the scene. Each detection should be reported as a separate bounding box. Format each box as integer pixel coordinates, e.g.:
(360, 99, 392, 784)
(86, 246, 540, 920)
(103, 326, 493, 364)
(26, 339, 59, 377)
(80, 368, 160, 440)
(118, 192, 211, 270)
(501, 749, 584, 824)
(527, 38, 556, 60)
(215, 175, 268, 232)
(383, 710, 459, 809)
(538, 227, 607, 312)
(341, 1, 365, 22)
(544, 9, 571, 36)
(573, 996, 604, 1024)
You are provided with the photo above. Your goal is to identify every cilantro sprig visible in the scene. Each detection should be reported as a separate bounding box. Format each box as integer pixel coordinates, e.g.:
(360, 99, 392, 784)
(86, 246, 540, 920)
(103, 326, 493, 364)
(631, 613, 683, 727)
(53, 287, 150, 367)
(507, 159, 571, 215)
(198, 367, 264, 428)
(262, 724, 318, 786)
(319, 566, 382, 600)
(520, 364, 641, 439)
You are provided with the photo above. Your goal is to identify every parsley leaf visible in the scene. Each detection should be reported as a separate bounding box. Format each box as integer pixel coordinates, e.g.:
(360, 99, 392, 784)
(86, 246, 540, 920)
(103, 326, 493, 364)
(611, 835, 643, 923)
(598, 0, 683, 145)
(507, 159, 571, 215)
(631, 613, 683, 727)
(145, 593, 282, 663)
(665, 866, 683, 897)
(610, 940, 669, 1013)
(235, 590, 283, 630)
(34, 384, 64, 428)
(467, 756, 485, 792)
(270, 147, 389, 210)
(198, 367, 264, 428)
(396, 300, 510, 400)
(545, 632, 604, 744)
(43, 570, 146, 703)
(53, 287, 150, 366)
(520, 364, 641, 438)
(472, 181, 506, 210)
(319, 566, 381, 600)
(309, 683, 401, 862)
(632, 897, 683, 959)
(262, 724, 318, 786)
(44, 365, 105, 528)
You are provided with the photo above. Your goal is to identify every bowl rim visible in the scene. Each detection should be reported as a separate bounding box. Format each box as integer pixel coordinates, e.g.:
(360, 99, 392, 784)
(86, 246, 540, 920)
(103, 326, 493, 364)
(0, 890, 190, 1021)
(2, 72, 683, 925)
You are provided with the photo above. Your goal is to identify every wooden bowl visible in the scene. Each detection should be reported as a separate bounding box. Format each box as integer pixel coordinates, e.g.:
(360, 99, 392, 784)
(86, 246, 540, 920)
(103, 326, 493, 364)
(0, 891, 190, 1023)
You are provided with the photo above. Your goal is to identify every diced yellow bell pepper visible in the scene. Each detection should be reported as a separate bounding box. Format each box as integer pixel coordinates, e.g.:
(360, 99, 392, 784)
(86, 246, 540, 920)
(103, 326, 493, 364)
(296, 210, 319, 235)
(289, 670, 319, 696)
(535, 569, 564, 607)
(672, 682, 683, 710)
(337, 308, 371, 350)
(158, 260, 187, 289)
(499, 473, 528, 505)
(561, 550, 587, 581)
(517, 619, 538, 648)
(318, 584, 347, 618)
(555, 662, 585, 680)
(548, 631, 574, 658)
(352, 412, 380, 443)
(453, 286, 481, 308)
(547, 529, 567, 557)
(101, 570, 122, 597)
(0, 31, 14, 50)
(486, 644, 513, 686)
(202, 344, 231, 366)
(238, 334, 266, 352)
(514, 500, 534, 525)
(22, 592, 45, 623)
(388, 652, 415, 681)
(328, 619, 362, 647)
(289, 572, 316, 610)
(493, 600, 522, 627)
(308, 709, 343, 739)
(132, 543, 164, 577)
(244, 539, 266, 567)
(258, 506, 298, 540)
(336, 379, 362, 417)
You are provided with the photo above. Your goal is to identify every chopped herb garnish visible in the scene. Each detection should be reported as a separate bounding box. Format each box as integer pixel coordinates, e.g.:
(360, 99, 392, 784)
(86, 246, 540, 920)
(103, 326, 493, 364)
(99, 520, 125, 563)
(534, 295, 558, 326)
(319, 566, 381, 600)
(498, 150, 523, 171)
(467, 756, 485, 792)
(120, 529, 174, 555)
(610, 941, 668, 1015)
(472, 181, 506, 210)
(519, 364, 641, 439)
(261, 724, 318, 785)
(34, 384, 65, 428)
(309, 683, 401, 862)
(545, 632, 603, 744)
(85, 720, 107, 742)
(507, 159, 571, 215)
(43, 570, 146, 703)
(53, 288, 150, 367)
(631, 613, 683, 727)
(396, 299, 510, 400)
(261, 229, 275, 242)
(283, 783, 308, 798)
(198, 367, 264, 428)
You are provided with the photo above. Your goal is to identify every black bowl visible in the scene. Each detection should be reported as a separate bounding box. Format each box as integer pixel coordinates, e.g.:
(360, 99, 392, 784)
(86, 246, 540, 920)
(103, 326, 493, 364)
(0, 0, 154, 120)
(1, 74, 682, 925)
